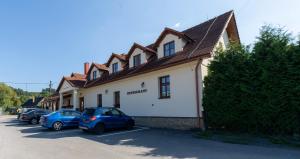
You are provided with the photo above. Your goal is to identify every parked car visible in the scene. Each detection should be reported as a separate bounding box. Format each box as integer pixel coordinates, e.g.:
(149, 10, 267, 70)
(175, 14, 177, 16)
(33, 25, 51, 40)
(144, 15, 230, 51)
(40, 109, 81, 131)
(17, 108, 36, 119)
(19, 109, 50, 124)
(79, 107, 135, 134)
(6, 107, 18, 115)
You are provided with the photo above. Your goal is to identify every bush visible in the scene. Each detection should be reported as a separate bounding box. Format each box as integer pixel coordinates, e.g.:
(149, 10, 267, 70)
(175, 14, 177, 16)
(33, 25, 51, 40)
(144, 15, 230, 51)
(203, 25, 300, 135)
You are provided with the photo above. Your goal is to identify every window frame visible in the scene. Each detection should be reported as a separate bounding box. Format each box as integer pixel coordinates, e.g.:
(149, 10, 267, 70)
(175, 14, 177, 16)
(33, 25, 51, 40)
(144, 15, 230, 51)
(112, 62, 118, 73)
(163, 41, 175, 57)
(92, 70, 97, 80)
(114, 91, 120, 108)
(97, 94, 102, 107)
(133, 54, 141, 67)
(159, 75, 171, 99)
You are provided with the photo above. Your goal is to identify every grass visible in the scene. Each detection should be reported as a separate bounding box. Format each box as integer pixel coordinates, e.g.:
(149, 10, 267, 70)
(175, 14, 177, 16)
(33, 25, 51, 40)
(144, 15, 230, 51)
(195, 130, 300, 148)
(269, 136, 300, 148)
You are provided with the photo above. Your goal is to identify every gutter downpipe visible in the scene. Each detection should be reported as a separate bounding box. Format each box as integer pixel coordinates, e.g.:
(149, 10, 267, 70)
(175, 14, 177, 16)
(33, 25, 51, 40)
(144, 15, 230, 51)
(195, 57, 204, 130)
(189, 16, 218, 130)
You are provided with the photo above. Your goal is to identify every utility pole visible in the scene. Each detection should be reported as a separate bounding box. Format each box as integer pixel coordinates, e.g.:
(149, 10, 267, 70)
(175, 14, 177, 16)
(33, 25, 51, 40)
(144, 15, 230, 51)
(49, 81, 52, 95)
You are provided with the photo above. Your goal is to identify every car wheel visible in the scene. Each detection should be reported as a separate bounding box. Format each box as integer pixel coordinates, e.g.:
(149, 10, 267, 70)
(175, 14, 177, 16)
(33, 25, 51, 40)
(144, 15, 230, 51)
(30, 118, 38, 125)
(82, 129, 89, 133)
(126, 121, 134, 130)
(52, 122, 63, 131)
(94, 123, 105, 134)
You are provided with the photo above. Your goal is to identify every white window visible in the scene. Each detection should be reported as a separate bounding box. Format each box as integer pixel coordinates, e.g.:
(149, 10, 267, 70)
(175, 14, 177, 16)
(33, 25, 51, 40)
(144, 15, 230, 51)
(112, 62, 118, 73)
(164, 41, 175, 57)
(133, 54, 141, 67)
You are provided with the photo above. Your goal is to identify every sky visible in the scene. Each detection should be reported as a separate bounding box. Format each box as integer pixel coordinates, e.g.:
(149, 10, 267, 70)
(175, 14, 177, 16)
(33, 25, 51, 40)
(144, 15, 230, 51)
(0, 0, 299, 92)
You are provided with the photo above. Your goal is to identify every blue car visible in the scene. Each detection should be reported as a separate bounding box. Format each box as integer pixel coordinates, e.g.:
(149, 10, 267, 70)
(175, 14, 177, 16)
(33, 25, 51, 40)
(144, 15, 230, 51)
(40, 109, 81, 131)
(79, 107, 135, 134)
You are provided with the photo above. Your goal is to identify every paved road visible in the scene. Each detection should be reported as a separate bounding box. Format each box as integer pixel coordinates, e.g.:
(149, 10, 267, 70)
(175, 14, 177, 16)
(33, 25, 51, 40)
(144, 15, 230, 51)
(0, 115, 300, 159)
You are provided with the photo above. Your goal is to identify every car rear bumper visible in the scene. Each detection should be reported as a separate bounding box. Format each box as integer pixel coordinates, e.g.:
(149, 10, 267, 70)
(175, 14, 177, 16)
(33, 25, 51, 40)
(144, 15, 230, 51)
(79, 126, 89, 130)
(79, 122, 94, 130)
(40, 118, 52, 128)
(19, 118, 30, 122)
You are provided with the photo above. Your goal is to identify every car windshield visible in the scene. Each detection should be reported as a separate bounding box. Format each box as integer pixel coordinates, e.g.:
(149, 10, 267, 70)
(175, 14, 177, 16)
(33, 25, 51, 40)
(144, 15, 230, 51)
(25, 110, 35, 114)
(47, 111, 57, 116)
(83, 108, 96, 116)
(24, 109, 35, 113)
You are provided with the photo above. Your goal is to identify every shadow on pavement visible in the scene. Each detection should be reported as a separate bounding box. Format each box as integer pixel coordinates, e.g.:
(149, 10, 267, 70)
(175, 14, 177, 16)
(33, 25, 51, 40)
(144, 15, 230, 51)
(17, 123, 210, 159)
(4, 116, 300, 159)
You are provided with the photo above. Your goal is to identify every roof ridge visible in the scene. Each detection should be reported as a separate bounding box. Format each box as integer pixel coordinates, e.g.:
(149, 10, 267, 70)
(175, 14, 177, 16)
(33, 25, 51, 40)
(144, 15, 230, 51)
(182, 10, 233, 33)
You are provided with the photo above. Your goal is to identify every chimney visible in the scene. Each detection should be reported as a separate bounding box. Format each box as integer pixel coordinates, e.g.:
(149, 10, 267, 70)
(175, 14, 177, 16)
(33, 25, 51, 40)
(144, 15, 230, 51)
(84, 62, 89, 75)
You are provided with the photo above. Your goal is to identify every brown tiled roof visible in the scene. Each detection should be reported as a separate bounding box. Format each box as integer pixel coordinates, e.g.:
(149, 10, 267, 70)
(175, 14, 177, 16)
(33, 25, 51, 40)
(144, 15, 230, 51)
(57, 73, 87, 92)
(71, 73, 86, 79)
(106, 53, 127, 67)
(94, 63, 108, 71)
(153, 27, 194, 48)
(85, 63, 109, 78)
(85, 10, 238, 88)
(127, 43, 156, 59)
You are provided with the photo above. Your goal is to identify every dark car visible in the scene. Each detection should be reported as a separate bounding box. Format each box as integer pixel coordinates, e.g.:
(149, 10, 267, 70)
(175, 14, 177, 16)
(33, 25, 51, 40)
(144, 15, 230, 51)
(40, 109, 81, 131)
(79, 107, 135, 134)
(17, 108, 36, 119)
(19, 109, 50, 124)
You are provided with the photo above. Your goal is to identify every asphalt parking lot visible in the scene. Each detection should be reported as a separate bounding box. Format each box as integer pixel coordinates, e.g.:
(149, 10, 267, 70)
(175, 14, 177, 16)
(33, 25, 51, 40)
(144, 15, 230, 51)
(1, 115, 300, 159)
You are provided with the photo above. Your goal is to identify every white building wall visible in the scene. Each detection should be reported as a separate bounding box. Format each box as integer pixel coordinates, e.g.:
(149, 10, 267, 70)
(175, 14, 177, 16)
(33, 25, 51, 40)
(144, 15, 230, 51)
(81, 61, 199, 118)
(59, 81, 74, 93)
(129, 48, 147, 68)
(217, 30, 230, 50)
(157, 34, 187, 59)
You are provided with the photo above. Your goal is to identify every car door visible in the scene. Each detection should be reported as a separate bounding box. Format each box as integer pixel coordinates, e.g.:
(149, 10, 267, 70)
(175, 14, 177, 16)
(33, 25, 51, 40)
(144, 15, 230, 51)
(110, 109, 125, 128)
(61, 111, 76, 126)
(70, 111, 81, 126)
(100, 109, 119, 128)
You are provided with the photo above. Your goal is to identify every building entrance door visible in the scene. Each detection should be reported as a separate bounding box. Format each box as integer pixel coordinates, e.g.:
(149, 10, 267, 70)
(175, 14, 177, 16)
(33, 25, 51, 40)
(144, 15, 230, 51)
(79, 97, 84, 112)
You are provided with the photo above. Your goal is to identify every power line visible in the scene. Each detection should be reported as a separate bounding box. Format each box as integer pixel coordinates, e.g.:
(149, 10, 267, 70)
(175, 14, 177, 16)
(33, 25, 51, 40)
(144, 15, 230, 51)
(0, 81, 58, 93)
(0, 81, 57, 85)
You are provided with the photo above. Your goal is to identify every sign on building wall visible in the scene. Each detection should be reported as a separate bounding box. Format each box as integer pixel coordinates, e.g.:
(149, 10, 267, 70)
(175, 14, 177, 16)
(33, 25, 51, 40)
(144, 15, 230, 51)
(127, 89, 147, 95)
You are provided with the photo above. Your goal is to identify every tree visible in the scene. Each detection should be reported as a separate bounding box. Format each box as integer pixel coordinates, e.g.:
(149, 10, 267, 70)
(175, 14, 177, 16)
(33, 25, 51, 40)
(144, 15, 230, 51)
(203, 25, 300, 135)
(0, 83, 20, 108)
(203, 44, 252, 132)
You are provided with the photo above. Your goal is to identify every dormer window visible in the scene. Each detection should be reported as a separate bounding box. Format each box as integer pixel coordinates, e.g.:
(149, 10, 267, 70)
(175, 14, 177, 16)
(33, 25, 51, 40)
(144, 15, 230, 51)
(133, 54, 141, 67)
(164, 41, 175, 57)
(92, 71, 97, 80)
(112, 62, 118, 73)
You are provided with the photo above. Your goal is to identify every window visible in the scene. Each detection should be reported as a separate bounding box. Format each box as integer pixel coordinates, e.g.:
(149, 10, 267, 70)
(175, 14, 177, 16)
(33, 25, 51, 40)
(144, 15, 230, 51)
(114, 91, 120, 108)
(133, 54, 141, 67)
(112, 62, 118, 73)
(97, 94, 102, 107)
(61, 111, 73, 116)
(159, 75, 170, 98)
(71, 111, 81, 117)
(163, 41, 175, 57)
(92, 71, 97, 80)
(110, 109, 121, 116)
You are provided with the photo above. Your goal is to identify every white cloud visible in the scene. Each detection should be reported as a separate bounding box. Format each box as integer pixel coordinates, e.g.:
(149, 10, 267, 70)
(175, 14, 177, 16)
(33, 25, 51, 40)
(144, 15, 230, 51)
(173, 22, 181, 28)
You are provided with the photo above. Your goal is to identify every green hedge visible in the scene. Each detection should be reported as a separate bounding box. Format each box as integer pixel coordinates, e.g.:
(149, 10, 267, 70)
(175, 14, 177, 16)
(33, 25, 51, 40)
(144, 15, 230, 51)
(203, 26, 300, 135)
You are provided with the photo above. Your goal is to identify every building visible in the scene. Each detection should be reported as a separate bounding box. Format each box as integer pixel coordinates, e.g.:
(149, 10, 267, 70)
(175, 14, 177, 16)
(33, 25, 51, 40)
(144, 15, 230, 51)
(22, 96, 44, 108)
(54, 11, 240, 129)
(41, 93, 59, 111)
